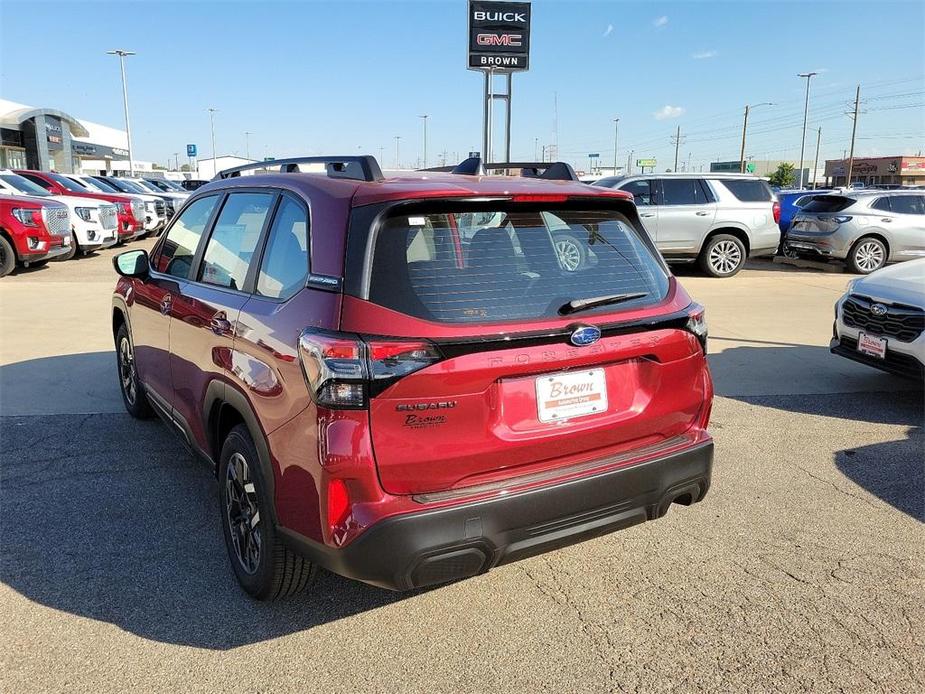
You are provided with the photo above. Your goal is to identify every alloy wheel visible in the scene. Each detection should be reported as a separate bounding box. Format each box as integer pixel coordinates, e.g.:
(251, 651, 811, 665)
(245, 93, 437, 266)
(855, 241, 884, 273)
(555, 239, 582, 272)
(225, 452, 262, 575)
(709, 240, 743, 275)
(118, 337, 137, 405)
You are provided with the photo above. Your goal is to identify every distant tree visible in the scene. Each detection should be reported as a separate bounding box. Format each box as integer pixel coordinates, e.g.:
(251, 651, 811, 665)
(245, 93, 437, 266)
(180, 164, 191, 172)
(152, 163, 167, 170)
(768, 162, 796, 187)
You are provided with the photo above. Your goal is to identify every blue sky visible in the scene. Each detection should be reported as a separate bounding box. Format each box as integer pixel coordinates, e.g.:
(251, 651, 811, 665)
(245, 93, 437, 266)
(2, 0, 923, 171)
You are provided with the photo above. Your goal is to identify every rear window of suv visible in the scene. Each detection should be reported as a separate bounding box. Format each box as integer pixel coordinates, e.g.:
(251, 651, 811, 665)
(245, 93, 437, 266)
(719, 179, 773, 202)
(800, 196, 856, 213)
(366, 204, 670, 324)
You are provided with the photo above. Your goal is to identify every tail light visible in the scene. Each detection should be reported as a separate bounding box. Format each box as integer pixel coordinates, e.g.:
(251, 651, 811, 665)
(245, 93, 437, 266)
(772, 201, 781, 224)
(298, 329, 442, 409)
(685, 303, 708, 352)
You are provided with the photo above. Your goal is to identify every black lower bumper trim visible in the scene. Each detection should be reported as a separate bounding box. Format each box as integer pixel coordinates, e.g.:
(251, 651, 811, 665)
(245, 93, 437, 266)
(280, 440, 713, 591)
(831, 336, 924, 381)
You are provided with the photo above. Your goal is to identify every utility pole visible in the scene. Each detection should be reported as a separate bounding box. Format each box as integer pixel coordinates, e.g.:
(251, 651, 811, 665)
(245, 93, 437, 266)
(173, 152, 179, 171)
(671, 126, 684, 171)
(811, 127, 821, 189)
(739, 102, 773, 173)
(627, 149, 633, 175)
(244, 131, 253, 160)
(797, 71, 818, 188)
(106, 49, 136, 175)
(846, 84, 861, 187)
(207, 108, 218, 173)
(534, 137, 538, 161)
(394, 135, 401, 168)
(541, 144, 546, 162)
(378, 146, 385, 165)
(612, 117, 620, 173)
(419, 115, 428, 168)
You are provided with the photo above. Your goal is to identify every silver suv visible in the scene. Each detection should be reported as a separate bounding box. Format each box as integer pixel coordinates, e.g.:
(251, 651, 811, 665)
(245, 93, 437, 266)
(786, 191, 925, 274)
(593, 173, 780, 277)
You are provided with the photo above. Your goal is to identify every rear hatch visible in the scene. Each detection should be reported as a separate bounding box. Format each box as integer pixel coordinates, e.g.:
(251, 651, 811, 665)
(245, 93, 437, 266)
(341, 198, 709, 495)
(790, 195, 856, 234)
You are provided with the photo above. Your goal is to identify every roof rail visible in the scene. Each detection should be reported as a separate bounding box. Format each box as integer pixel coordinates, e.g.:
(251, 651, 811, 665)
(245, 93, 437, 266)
(214, 155, 384, 182)
(449, 157, 579, 181)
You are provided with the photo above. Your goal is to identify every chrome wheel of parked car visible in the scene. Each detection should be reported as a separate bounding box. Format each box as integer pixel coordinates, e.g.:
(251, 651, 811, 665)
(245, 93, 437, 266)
(118, 335, 137, 406)
(225, 452, 262, 575)
(850, 238, 886, 274)
(555, 237, 584, 272)
(705, 238, 744, 276)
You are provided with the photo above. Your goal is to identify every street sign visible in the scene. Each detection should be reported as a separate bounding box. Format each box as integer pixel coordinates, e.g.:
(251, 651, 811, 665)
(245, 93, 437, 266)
(637, 158, 657, 168)
(746, 162, 756, 173)
(468, 151, 481, 158)
(186, 144, 197, 157)
(264, 157, 275, 162)
(468, 1, 531, 71)
(588, 153, 600, 158)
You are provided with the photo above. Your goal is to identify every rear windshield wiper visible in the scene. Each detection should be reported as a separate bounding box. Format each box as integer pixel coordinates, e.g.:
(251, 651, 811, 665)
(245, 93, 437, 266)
(558, 292, 649, 315)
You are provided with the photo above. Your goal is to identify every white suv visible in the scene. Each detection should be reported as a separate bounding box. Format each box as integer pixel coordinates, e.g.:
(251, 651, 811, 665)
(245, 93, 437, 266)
(593, 173, 780, 277)
(0, 170, 119, 256)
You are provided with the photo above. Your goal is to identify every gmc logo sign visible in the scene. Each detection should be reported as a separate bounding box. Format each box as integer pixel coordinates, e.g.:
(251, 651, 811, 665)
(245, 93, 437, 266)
(476, 33, 522, 47)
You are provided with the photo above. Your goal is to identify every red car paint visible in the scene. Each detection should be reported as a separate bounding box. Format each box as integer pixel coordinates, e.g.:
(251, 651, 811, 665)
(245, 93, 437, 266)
(113, 162, 713, 593)
(16, 169, 143, 239)
(0, 194, 70, 274)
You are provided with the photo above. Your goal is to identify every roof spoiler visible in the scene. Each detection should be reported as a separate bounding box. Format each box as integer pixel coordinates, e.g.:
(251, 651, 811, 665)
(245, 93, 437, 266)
(214, 155, 384, 182)
(449, 157, 579, 182)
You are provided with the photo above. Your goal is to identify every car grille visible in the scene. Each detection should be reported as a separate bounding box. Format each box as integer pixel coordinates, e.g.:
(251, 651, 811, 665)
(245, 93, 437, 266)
(99, 205, 118, 231)
(131, 200, 145, 221)
(155, 200, 166, 217)
(843, 294, 925, 343)
(42, 206, 71, 236)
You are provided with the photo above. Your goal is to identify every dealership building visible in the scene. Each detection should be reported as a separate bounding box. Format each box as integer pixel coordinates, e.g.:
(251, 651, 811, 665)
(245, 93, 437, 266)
(0, 98, 148, 174)
(824, 156, 925, 187)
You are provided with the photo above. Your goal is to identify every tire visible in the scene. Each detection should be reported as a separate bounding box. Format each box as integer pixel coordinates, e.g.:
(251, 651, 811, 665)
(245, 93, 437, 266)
(553, 233, 588, 272)
(699, 234, 747, 277)
(0, 236, 16, 277)
(219, 424, 316, 600)
(115, 323, 154, 419)
(25, 260, 48, 269)
(847, 236, 887, 274)
(56, 233, 77, 261)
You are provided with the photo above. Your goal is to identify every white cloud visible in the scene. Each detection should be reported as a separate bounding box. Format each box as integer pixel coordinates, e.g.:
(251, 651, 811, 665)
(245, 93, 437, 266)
(603, 24, 614, 37)
(654, 105, 685, 120)
(653, 16, 668, 28)
(692, 50, 718, 60)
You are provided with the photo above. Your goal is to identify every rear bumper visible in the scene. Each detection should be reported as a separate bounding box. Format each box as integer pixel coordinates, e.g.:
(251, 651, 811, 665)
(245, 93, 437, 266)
(280, 440, 713, 591)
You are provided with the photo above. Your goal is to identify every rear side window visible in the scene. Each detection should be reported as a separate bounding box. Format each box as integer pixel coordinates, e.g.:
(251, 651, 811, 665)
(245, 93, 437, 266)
(256, 197, 309, 299)
(721, 179, 772, 202)
(619, 180, 654, 205)
(199, 192, 274, 290)
(871, 197, 892, 212)
(367, 205, 669, 323)
(155, 195, 219, 278)
(801, 196, 856, 213)
(660, 179, 711, 205)
(888, 195, 925, 215)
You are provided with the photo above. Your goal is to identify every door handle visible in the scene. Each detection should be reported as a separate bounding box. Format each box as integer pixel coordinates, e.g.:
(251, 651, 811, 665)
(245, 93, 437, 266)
(881, 218, 892, 223)
(695, 211, 710, 216)
(159, 295, 172, 315)
(640, 212, 655, 218)
(210, 312, 232, 335)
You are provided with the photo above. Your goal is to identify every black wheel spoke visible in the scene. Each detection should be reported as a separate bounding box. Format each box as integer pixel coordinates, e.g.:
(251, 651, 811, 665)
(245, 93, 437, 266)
(224, 452, 261, 575)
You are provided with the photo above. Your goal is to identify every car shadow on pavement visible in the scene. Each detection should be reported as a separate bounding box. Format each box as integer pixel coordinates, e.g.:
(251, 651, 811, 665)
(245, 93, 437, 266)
(709, 342, 923, 521)
(0, 355, 420, 650)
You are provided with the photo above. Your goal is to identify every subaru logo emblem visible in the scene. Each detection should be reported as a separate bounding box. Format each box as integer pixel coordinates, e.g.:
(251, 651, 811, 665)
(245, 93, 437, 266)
(870, 303, 888, 317)
(570, 325, 601, 346)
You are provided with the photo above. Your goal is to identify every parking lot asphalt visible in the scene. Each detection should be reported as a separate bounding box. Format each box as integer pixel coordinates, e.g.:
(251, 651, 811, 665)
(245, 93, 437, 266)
(1, 247, 923, 693)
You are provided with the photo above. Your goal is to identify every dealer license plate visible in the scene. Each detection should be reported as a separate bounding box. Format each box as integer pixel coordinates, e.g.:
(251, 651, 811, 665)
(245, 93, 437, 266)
(857, 332, 887, 360)
(536, 369, 608, 423)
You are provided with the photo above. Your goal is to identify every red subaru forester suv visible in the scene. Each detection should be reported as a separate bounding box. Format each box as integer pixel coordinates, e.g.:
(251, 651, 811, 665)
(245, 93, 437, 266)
(112, 156, 713, 599)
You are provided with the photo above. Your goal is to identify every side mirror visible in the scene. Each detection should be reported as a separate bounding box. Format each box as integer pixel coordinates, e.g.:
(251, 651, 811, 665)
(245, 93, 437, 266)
(113, 249, 150, 278)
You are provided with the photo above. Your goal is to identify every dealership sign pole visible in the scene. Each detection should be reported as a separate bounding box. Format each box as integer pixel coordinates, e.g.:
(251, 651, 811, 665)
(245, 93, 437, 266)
(468, 1, 531, 164)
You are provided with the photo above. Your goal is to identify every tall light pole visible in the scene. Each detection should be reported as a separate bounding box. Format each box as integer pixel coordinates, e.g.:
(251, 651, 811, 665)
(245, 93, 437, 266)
(797, 72, 818, 188)
(244, 131, 253, 160)
(739, 102, 773, 173)
(612, 117, 620, 174)
(811, 127, 822, 189)
(394, 135, 401, 168)
(106, 49, 136, 175)
(173, 152, 179, 171)
(846, 84, 861, 187)
(208, 108, 218, 174)
(419, 115, 428, 169)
